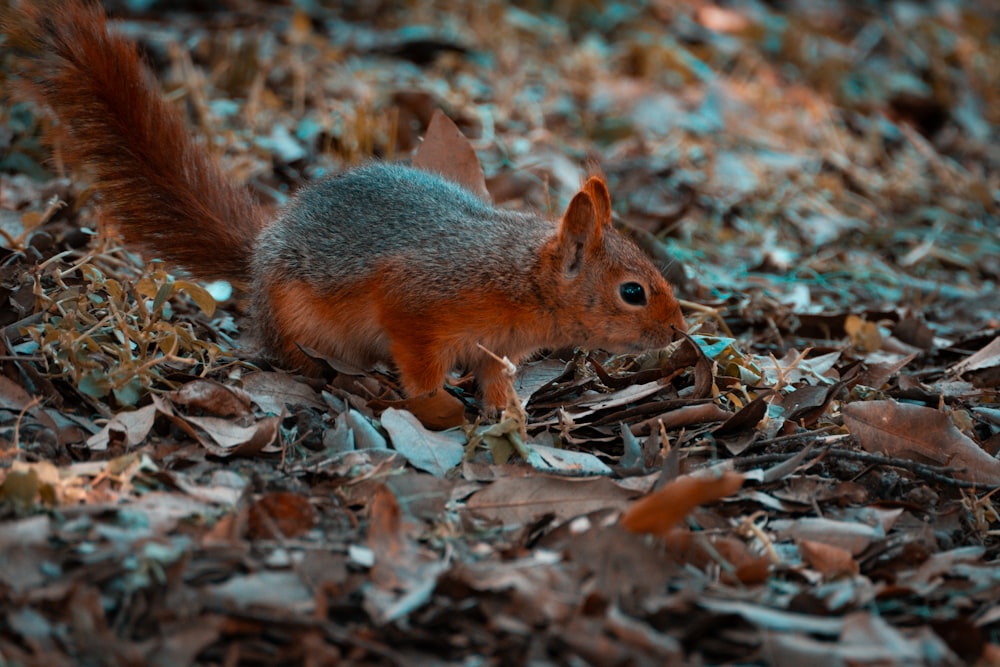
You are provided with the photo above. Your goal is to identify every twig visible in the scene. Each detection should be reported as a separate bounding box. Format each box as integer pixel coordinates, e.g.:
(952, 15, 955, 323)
(2, 312, 45, 340)
(7, 395, 44, 457)
(678, 299, 734, 338)
(728, 437, 983, 489)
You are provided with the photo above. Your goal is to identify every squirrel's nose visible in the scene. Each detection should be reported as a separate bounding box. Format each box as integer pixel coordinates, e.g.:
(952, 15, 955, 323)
(668, 308, 687, 335)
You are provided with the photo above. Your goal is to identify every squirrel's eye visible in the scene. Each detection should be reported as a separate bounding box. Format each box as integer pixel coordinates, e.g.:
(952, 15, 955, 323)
(619, 282, 647, 306)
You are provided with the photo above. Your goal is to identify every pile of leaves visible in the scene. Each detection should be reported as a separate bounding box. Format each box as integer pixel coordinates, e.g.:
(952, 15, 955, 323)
(1, 0, 999, 665)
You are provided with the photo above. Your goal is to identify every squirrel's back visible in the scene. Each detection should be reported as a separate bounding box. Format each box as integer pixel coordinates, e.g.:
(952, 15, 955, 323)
(254, 163, 552, 295)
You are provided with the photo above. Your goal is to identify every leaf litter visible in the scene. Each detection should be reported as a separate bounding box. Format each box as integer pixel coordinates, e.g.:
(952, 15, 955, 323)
(1, 1, 999, 665)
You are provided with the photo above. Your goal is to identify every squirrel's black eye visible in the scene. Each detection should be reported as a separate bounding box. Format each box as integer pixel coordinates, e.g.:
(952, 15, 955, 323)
(619, 282, 646, 306)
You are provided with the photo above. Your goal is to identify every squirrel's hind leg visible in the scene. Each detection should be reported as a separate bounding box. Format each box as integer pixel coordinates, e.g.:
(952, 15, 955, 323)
(261, 279, 390, 375)
(388, 338, 451, 401)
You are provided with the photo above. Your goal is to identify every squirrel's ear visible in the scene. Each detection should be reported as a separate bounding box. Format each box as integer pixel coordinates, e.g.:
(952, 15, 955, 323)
(557, 190, 600, 278)
(582, 176, 612, 228)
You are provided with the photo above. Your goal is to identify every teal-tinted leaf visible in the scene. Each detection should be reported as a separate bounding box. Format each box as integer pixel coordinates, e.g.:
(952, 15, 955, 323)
(112, 376, 144, 407)
(79, 371, 111, 399)
(0, 151, 53, 181)
(693, 335, 737, 359)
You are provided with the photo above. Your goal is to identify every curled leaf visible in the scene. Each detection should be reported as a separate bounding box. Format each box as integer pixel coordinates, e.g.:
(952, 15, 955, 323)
(621, 470, 744, 537)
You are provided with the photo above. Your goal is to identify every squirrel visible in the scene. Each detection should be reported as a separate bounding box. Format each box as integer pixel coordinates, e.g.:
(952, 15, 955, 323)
(6, 0, 686, 410)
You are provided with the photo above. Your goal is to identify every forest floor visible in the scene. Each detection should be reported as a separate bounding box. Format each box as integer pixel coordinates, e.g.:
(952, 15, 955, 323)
(1, 1, 999, 665)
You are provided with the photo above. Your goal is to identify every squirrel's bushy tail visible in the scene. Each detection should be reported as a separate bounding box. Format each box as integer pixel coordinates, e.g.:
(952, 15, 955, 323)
(7, 0, 264, 283)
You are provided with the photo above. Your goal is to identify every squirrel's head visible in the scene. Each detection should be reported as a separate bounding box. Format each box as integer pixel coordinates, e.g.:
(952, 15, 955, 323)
(541, 176, 686, 352)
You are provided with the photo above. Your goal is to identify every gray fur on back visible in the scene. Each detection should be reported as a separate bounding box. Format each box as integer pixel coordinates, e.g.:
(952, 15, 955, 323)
(252, 163, 556, 299)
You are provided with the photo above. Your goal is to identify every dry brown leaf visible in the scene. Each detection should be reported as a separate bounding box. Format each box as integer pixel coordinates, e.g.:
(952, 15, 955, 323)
(714, 394, 769, 436)
(365, 484, 446, 623)
(856, 351, 918, 389)
(620, 470, 744, 537)
(514, 357, 570, 401)
(906, 545, 986, 586)
(412, 109, 490, 201)
(798, 538, 860, 578)
(779, 384, 837, 424)
(150, 617, 225, 667)
(948, 336, 1000, 376)
(666, 530, 772, 584)
(759, 443, 816, 484)
(241, 371, 324, 415)
(466, 476, 636, 526)
(368, 484, 406, 564)
(247, 491, 317, 539)
(167, 379, 252, 418)
(182, 414, 282, 457)
(574, 381, 672, 413)
(630, 402, 732, 435)
(842, 399, 1000, 485)
(0, 375, 35, 411)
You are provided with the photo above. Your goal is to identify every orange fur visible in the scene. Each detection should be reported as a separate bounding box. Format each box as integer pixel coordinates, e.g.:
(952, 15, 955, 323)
(376, 288, 551, 407)
(582, 177, 613, 228)
(267, 278, 549, 407)
(266, 279, 390, 374)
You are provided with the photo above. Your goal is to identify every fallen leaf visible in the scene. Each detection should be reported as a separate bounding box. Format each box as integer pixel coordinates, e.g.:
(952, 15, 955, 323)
(167, 379, 252, 418)
(412, 109, 490, 201)
(241, 371, 324, 414)
(514, 358, 570, 401)
(699, 597, 844, 636)
(0, 375, 35, 411)
(466, 475, 636, 526)
(771, 517, 882, 556)
(620, 470, 744, 537)
(183, 414, 282, 457)
(380, 407, 465, 476)
(855, 351, 917, 389)
(714, 394, 768, 437)
(760, 611, 956, 667)
(798, 538, 860, 578)
(148, 617, 225, 667)
(86, 404, 158, 450)
(666, 530, 771, 584)
(843, 399, 1000, 484)
(629, 402, 732, 435)
(368, 484, 407, 565)
(0, 514, 51, 552)
(365, 485, 445, 623)
(205, 571, 314, 612)
(523, 443, 613, 475)
(949, 336, 1000, 376)
(247, 491, 316, 539)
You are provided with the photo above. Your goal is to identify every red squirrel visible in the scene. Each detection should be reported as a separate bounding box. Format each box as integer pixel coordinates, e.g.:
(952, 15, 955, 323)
(8, 1, 686, 409)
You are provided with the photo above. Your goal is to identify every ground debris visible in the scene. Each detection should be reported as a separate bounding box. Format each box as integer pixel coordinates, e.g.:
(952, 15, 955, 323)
(1, 1, 998, 664)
